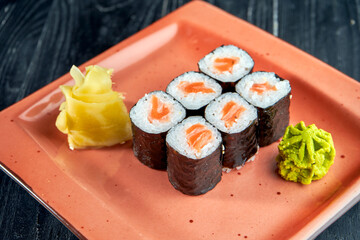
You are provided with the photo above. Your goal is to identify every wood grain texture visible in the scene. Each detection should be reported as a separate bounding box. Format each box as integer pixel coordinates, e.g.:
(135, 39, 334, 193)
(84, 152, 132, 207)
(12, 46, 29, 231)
(0, 0, 359, 239)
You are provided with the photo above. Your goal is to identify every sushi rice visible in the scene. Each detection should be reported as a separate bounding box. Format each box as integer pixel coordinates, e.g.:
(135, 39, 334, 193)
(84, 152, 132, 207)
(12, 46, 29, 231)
(235, 72, 291, 109)
(198, 45, 254, 83)
(166, 116, 222, 159)
(205, 92, 257, 134)
(130, 91, 186, 134)
(166, 71, 222, 110)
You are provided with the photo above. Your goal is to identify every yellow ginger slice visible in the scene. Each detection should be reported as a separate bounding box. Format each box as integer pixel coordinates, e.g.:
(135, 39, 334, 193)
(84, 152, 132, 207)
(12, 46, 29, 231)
(56, 65, 132, 149)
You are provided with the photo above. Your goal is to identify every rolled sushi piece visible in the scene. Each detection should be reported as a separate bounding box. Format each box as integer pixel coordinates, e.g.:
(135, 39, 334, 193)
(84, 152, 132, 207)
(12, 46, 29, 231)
(198, 45, 254, 92)
(130, 91, 186, 170)
(166, 71, 222, 116)
(235, 72, 291, 147)
(166, 116, 222, 195)
(205, 92, 258, 170)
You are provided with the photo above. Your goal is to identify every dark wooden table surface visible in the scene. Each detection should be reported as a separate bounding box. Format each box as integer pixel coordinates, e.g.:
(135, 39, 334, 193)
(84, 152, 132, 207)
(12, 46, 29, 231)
(0, 0, 359, 239)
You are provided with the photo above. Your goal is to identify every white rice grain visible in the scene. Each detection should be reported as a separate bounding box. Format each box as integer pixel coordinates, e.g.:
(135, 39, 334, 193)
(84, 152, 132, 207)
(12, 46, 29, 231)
(236, 72, 291, 109)
(130, 91, 186, 134)
(166, 72, 222, 110)
(166, 116, 222, 159)
(205, 92, 257, 134)
(198, 45, 254, 83)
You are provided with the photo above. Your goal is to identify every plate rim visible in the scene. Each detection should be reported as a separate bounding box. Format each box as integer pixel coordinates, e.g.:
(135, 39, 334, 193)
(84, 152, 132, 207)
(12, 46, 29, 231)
(0, 1, 359, 239)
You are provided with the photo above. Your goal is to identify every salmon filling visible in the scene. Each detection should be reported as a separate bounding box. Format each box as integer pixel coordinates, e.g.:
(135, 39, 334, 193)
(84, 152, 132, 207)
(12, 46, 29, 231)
(177, 81, 215, 96)
(213, 57, 240, 73)
(221, 101, 246, 128)
(148, 95, 170, 123)
(186, 123, 213, 153)
(250, 81, 277, 94)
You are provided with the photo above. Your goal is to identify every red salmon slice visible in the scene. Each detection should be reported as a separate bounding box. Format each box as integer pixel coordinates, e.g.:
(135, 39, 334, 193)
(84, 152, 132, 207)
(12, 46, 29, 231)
(250, 81, 277, 94)
(186, 123, 213, 153)
(177, 81, 215, 96)
(213, 57, 239, 73)
(221, 101, 246, 128)
(148, 95, 170, 123)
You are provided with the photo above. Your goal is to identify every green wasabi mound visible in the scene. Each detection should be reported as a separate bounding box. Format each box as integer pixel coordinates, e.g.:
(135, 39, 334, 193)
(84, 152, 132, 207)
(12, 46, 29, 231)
(277, 121, 336, 184)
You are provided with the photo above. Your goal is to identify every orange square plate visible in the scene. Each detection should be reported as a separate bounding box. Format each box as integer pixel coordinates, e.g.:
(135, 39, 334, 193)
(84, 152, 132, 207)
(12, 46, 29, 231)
(0, 1, 359, 239)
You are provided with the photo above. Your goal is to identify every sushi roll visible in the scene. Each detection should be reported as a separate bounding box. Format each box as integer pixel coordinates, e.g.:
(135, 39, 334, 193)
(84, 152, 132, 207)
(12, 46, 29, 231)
(166, 71, 222, 116)
(205, 92, 258, 170)
(166, 116, 222, 195)
(130, 91, 186, 170)
(198, 45, 254, 92)
(235, 72, 291, 147)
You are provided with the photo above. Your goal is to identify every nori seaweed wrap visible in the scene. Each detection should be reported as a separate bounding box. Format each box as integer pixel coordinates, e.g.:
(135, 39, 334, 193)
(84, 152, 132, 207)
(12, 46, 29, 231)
(131, 125, 167, 169)
(130, 91, 186, 170)
(205, 93, 258, 169)
(221, 120, 258, 169)
(256, 92, 291, 146)
(236, 72, 291, 147)
(166, 116, 222, 195)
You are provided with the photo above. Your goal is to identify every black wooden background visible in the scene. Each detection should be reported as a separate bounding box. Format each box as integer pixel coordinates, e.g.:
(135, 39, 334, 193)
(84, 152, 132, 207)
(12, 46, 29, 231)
(0, 0, 359, 239)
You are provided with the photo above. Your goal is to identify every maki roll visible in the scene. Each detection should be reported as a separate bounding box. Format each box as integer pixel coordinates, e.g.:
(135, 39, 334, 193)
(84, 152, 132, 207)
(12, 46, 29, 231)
(198, 45, 254, 92)
(166, 71, 222, 116)
(235, 72, 291, 147)
(205, 92, 258, 171)
(130, 91, 186, 170)
(166, 116, 222, 195)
